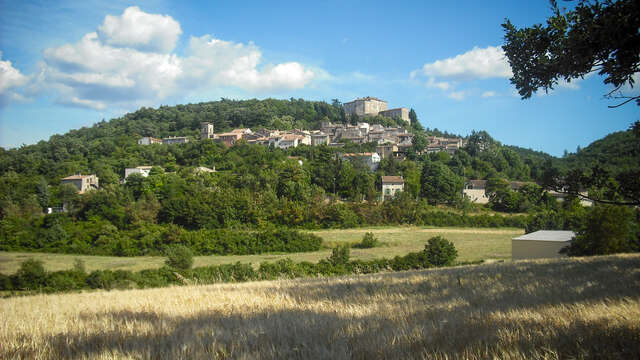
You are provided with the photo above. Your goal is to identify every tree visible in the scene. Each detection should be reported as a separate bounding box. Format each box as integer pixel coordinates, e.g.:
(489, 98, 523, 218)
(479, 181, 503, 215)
(409, 108, 424, 132)
(420, 161, 462, 204)
(561, 204, 638, 256)
(502, 0, 640, 107)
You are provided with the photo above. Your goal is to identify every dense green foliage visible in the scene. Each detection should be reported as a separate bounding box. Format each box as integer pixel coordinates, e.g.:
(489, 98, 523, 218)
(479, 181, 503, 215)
(164, 244, 194, 270)
(0, 239, 461, 295)
(561, 205, 639, 256)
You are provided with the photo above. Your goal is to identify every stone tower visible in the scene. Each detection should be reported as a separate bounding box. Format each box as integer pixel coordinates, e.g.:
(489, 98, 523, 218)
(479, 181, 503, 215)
(201, 122, 214, 140)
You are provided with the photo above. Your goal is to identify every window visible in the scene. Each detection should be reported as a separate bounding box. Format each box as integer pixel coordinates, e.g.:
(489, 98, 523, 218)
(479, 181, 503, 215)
(385, 189, 391, 195)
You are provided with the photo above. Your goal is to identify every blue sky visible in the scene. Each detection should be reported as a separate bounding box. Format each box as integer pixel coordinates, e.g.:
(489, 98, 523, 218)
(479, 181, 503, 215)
(0, 0, 637, 156)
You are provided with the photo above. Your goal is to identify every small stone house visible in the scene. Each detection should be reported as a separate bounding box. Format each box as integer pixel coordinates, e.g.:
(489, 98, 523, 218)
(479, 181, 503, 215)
(61, 174, 99, 194)
(381, 176, 404, 201)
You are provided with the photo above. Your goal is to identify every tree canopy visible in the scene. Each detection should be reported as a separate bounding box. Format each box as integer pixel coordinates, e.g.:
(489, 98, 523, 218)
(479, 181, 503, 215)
(502, 0, 640, 107)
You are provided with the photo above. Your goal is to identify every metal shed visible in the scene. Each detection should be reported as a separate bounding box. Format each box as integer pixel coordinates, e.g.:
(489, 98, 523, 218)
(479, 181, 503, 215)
(512, 230, 576, 260)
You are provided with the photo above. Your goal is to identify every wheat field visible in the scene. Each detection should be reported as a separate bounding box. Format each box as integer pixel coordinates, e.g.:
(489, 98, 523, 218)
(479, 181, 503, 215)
(1, 254, 639, 359)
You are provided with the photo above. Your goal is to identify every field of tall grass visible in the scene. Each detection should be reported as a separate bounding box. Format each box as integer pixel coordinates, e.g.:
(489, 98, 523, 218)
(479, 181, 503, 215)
(1, 254, 638, 359)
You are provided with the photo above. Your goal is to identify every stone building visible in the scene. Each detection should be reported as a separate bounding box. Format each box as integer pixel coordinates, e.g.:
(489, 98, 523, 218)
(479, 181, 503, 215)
(343, 97, 387, 117)
(138, 137, 162, 145)
(162, 136, 189, 145)
(311, 132, 330, 146)
(381, 176, 404, 201)
(376, 144, 398, 159)
(379, 108, 409, 122)
(61, 174, 99, 194)
(201, 122, 214, 140)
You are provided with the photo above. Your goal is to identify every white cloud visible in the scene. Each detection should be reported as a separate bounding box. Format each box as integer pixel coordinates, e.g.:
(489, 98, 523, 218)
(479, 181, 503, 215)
(183, 35, 313, 91)
(0, 51, 30, 107)
(36, 7, 317, 110)
(447, 91, 466, 101)
(426, 77, 451, 91)
(416, 46, 512, 80)
(412, 46, 513, 100)
(97, 6, 182, 53)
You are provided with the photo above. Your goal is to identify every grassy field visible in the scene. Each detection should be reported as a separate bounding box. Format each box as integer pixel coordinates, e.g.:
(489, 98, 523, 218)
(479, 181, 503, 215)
(0, 227, 522, 274)
(1, 254, 638, 359)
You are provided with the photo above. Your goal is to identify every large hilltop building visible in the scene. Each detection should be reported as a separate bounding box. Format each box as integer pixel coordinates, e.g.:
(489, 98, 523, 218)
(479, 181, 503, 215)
(343, 97, 410, 122)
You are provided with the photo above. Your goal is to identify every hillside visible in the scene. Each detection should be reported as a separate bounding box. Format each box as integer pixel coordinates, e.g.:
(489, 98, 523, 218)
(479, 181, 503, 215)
(1, 254, 638, 359)
(561, 129, 640, 176)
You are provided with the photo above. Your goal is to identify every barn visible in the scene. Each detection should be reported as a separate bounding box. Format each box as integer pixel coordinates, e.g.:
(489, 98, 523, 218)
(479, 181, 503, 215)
(512, 230, 576, 260)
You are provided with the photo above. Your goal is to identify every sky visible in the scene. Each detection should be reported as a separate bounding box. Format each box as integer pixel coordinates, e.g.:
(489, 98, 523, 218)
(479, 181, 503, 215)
(0, 0, 637, 156)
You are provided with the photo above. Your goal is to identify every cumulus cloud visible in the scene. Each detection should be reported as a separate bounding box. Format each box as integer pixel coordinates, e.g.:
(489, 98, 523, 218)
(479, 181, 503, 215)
(98, 6, 182, 53)
(0, 51, 30, 107)
(183, 35, 313, 91)
(415, 46, 512, 80)
(36, 7, 317, 110)
(412, 46, 513, 100)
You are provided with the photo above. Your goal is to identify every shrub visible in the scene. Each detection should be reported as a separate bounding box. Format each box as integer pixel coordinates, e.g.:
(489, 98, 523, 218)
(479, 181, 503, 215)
(329, 244, 350, 266)
(165, 244, 194, 270)
(0, 273, 13, 290)
(86, 270, 116, 289)
(353, 232, 381, 249)
(13, 259, 47, 290)
(423, 236, 458, 267)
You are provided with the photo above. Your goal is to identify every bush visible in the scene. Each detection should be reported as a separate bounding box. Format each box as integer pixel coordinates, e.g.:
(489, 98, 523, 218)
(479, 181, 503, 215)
(13, 259, 47, 290)
(329, 244, 350, 266)
(353, 232, 381, 249)
(165, 244, 194, 270)
(0, 273, 13, 290)
(87, 270, 116, 289)
(423, 236, 458, 267)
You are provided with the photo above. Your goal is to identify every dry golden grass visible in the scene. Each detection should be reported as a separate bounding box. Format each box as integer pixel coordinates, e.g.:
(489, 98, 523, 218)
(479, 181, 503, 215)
(1, 254, 639, 359)
(0, 226, 522, 273)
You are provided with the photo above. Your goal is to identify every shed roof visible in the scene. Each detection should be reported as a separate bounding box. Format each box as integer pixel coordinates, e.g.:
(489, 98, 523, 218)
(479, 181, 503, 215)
(513, 230, 576, 242)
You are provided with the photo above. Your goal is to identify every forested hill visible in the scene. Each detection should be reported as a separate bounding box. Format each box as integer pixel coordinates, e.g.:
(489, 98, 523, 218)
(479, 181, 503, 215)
(560, 129, 640, 176)
(50, 98, 407, 144)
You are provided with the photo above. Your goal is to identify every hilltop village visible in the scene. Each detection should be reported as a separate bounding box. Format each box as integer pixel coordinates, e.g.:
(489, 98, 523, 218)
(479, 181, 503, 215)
(140, 97, 465, 163)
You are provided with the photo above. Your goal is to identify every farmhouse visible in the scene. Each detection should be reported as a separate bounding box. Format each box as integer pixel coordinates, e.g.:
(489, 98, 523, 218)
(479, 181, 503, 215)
(512, 230, 575, 260)
(381, 176, 404, 201)
(463, 180, 489, 204)
(61, 174, 99, 194)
